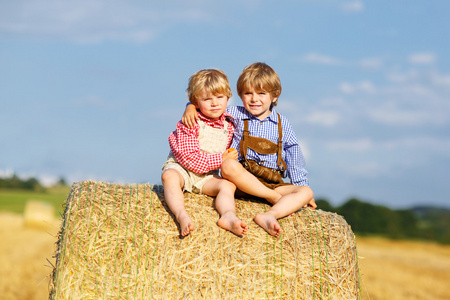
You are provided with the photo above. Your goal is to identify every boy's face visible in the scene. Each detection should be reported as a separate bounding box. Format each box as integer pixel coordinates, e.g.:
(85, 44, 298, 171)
(195, 89, 229, 120)
(240, 87, 277, 120)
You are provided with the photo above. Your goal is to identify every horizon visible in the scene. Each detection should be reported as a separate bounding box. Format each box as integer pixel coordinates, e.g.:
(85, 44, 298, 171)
(1, 171, 449, 211)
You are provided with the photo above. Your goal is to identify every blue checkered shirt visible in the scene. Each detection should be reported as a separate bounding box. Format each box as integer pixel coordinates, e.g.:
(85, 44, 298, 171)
(227, 106, 309, 186)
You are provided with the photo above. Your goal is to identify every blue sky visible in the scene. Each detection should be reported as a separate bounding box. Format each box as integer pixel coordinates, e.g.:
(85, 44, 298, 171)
(1, 0, 449, 209)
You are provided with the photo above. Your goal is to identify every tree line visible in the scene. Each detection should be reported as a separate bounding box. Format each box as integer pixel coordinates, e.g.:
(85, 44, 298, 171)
(317, 198, 450, 245)
(0, 174, 67, 191)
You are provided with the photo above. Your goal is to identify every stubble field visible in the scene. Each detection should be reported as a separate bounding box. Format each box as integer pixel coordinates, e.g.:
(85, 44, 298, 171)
(1, 212, 449, 300)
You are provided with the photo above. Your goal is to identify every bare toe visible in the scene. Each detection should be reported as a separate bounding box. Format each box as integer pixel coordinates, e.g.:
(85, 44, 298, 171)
(179, 216, 194, 237)
(218, 213, 248, 236)
(254, 213, 281, 237)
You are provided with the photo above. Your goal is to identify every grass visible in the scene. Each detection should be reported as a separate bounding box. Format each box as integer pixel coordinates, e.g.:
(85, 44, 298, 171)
(0, 186, 71, 216)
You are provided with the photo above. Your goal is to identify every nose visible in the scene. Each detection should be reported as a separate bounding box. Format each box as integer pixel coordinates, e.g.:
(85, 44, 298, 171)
(211, 98, 218, 106)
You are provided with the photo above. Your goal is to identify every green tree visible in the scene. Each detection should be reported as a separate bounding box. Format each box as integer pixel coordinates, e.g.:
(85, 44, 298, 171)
(337, 198, 419, 239)
(315, 198, 335, 212)
(57, 176, 68, 186)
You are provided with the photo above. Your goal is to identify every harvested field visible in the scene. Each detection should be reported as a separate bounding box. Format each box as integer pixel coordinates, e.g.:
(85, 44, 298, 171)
(357, 237, 450, 300)
(1, 184, 450, 299)
(0, 212, 60, 300)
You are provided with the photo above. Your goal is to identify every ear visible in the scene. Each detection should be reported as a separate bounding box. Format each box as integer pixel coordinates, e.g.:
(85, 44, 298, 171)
(271, 97, 278, 103)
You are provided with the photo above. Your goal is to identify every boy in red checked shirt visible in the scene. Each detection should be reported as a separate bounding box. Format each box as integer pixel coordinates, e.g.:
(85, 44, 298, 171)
(161, 69, 248, 237)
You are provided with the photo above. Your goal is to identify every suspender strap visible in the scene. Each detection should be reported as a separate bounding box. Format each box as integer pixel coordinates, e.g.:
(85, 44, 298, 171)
(239, 114, 287, 171)
(239, 118, 250, 163)
(277, 114, 288, 171)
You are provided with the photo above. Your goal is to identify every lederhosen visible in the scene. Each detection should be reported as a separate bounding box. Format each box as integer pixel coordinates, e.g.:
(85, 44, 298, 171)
(239, 113, 291, 190)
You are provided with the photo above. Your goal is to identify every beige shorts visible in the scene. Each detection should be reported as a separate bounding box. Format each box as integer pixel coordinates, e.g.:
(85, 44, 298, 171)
(161, 155, 219, 194)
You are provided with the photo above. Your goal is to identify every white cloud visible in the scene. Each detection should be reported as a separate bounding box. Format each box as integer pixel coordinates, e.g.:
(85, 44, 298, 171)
(304, 111, 341, 127)
(430, 71, 450, 88)
(0, 0, 211, 43)
(315, 134, 450, 183)
(330, 136, 450, 165)
(326, 138, 374, 152)
(0, 169, 14, 178)
(382, 136, 450, 157)
(72, 95, 116, 109)
(341, 161, 386, 177)
(37, 174, 61, 187)
(339, 81, 375, 94)
(301, 52, 342, 65)
(333, 66, 450, 127)
(409, 52, 437, 65)
(387, 69, 450, 92)
(358, 57, 383, 69)
(298, 140, 311, 161)
(386, 70, 420, 83)
(299, 53, 386, 70)
(277, 100, 302, 112)
(341, 1, 364, 12)
(278, 99, 343, 127)
(369, 107, 433, 126)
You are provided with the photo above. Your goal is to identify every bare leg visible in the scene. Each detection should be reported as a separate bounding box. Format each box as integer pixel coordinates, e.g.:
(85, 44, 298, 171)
(161, 169, 194, 236)
(221, 159, 282, 204)
(254, 185, 314, 237)
(202, 178, 248, 236)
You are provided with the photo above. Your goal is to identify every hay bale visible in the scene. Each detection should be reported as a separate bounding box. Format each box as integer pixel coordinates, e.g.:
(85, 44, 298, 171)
(23, 200, 55, 230)
(49, 181, 361, 299)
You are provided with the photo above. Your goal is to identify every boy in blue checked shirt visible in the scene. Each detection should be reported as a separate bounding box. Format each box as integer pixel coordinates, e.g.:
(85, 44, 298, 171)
(183, 62, 316, 237)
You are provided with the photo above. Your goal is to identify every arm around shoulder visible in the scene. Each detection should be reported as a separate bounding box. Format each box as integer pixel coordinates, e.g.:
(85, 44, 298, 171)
(182, 103, 199, 128)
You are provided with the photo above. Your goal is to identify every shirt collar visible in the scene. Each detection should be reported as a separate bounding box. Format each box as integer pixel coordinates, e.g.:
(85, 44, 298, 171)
(266, 108, 278, 123)
(244, 107, 278, 123)
(197, 111, 233, 125)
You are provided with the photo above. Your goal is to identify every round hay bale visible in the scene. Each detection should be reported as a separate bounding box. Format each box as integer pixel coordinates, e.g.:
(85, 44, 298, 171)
(49, 181, 361, 299)
(23, 200, 55, 230)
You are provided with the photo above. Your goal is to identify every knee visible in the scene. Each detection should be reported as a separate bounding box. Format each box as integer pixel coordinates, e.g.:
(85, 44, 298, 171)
(298, 186, 314, 202)
(302, 186, 313, 199)
(289, 185, 313, 201)
(225, 180, 237, 192)
(299, 186, 313, 198)
(218, 179, 236, 193)
(161, 169, 177, 185)
(221, 159, 241, 179)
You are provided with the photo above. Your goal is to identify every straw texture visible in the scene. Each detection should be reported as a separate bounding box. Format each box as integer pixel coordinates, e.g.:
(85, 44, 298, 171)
(49, 180, 360, 299)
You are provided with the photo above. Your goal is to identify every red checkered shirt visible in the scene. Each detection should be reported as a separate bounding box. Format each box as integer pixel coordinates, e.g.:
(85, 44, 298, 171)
(168, 111, 234, 174)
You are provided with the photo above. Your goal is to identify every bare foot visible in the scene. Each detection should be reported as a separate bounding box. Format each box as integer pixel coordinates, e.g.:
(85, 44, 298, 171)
(254, 213, 281, 237)
(217, 212, 248, 236)
(178, 214, 195, 237)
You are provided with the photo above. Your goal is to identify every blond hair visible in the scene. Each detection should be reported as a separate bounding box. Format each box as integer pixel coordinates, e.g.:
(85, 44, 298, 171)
(186, 69, 232, 105)
(237, 62, 281, 106)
